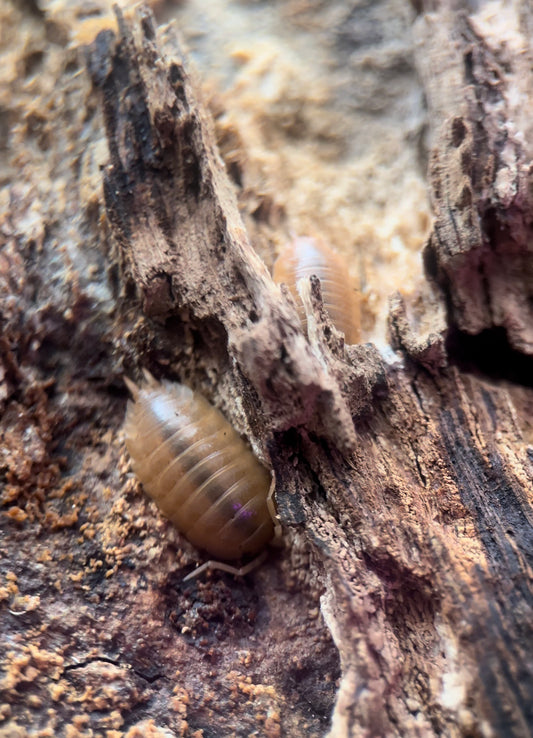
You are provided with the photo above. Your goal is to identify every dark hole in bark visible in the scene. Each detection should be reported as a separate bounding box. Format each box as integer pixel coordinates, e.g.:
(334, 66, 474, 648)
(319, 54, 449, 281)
(446, 326, 533, 388)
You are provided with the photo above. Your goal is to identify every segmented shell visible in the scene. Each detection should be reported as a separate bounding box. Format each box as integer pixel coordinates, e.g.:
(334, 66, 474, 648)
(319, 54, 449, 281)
(272, 236, 361, 345)
(123, 376, 274, 561)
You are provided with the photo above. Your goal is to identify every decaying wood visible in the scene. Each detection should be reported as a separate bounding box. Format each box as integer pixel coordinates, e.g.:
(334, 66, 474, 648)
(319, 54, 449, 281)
(88, 8, 373, 454)
(89, 5, 533, 736)
(415, 4, 533, 355)
(1, 1, 533, 737)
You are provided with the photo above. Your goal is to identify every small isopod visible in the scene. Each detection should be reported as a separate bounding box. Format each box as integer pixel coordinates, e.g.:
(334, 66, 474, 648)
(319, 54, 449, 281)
(272, 236, 361, 345)
(123, 372, 277, 578)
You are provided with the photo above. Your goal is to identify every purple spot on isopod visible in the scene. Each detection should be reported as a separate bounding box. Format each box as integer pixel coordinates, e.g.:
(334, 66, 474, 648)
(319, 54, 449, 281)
(238, 509, 255, 520)
(231, 501, 255, 520)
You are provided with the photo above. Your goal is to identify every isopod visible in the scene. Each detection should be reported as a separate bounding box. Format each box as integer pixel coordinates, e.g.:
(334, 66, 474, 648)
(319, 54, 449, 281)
(272, 236, 361, 344)
(123, 372, 277, 578)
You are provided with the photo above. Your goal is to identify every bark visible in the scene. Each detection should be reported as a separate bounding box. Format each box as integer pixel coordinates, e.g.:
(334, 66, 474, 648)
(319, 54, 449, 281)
(1, 2, 532, 738)
(417, 2, 533, 355)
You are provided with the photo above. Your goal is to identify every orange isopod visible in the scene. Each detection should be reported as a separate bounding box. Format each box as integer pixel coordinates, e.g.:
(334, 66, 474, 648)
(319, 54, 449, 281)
(272, 236, 361, 345)
(123, 373, 275, 571)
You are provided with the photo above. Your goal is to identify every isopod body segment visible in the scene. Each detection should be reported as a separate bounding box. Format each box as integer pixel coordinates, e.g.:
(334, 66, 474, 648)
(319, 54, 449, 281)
(272, 236, 361, 345)
(123, 375, 275, 561)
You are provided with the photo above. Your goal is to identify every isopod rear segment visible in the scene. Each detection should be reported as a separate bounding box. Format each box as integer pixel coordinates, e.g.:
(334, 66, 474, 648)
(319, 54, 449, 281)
(123, 373, 275, 564)
(272, 235, 361, 345)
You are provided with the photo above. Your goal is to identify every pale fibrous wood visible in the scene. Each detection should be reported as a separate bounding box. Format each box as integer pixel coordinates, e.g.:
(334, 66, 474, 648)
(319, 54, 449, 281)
(0, 1, 532, 737)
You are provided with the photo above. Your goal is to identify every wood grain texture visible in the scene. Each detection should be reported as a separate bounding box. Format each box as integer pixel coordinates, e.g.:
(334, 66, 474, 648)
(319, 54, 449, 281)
(415, 2, 533, 355)
(89, 5, 532, 736)
(87, 5, 360, 453)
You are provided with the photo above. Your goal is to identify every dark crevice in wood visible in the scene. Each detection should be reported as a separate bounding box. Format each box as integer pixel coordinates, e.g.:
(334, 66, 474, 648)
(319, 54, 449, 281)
(446, 326, 533, 388)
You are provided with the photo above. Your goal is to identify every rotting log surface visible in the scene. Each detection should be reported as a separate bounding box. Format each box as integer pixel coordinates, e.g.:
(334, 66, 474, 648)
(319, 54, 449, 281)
(1, 2, 533, 738)
(416, 4, 533, 356)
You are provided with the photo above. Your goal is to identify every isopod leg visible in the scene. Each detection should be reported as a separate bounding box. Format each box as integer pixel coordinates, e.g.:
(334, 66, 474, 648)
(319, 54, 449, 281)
(124, 369, 157, 399)
(267, 476, 282, 543)
(183, 550, 268, 582)
(141, 368, 158, 386)
(123, 376, 140, 399)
